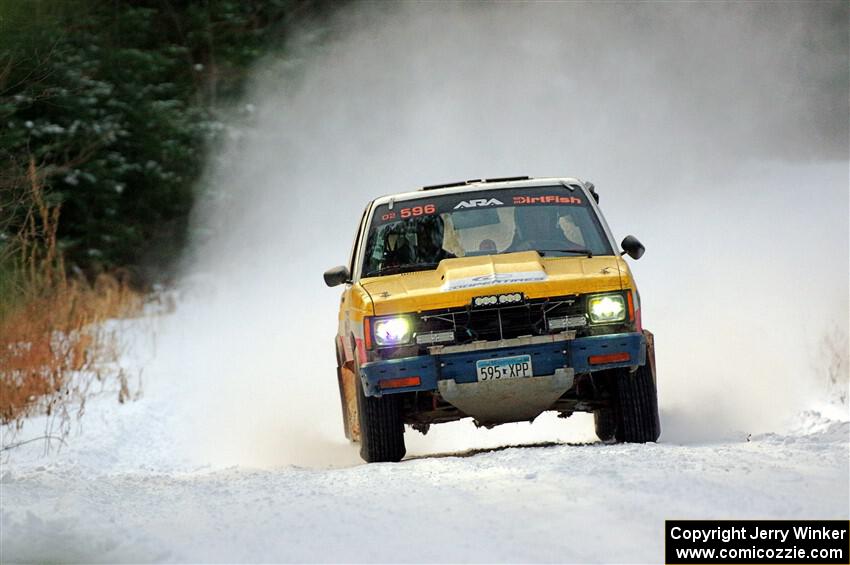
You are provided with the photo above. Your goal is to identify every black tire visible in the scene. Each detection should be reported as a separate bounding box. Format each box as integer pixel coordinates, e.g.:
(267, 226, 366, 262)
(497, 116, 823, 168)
(593, 408, 617, 442)
(613, 362, 661, 443)
(356, 371, 406, 463)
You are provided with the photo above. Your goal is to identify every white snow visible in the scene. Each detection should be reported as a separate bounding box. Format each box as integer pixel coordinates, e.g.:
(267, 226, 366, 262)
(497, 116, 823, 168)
(3, 3, 849, 560)
(1, 315, 847, 564)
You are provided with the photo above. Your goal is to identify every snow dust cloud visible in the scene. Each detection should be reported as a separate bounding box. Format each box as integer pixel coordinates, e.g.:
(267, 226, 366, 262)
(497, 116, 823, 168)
(152, 2, 848, 467)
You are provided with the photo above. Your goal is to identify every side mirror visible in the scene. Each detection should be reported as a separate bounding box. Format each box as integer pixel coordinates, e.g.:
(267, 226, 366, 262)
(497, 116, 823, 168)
(585, 181, 599, 203)
(323, 265, 351, 287)
(620, 235, 645, 260)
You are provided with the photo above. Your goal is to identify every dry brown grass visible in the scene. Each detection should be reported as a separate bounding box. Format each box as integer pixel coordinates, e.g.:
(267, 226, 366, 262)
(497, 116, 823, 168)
(1, 158, 142, 445)
(0, 275, 142, 427)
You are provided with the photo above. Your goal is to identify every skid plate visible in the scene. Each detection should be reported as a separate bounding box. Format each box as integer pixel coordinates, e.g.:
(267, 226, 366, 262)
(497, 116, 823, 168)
(437, 368, 574, 427)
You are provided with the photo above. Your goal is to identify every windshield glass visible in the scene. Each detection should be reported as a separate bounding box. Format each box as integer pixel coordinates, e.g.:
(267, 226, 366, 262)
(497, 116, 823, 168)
(361, 186, 613, 277)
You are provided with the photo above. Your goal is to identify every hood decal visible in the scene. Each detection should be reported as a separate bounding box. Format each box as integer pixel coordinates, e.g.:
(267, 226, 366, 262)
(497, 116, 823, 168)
(441, 270, 547, 292)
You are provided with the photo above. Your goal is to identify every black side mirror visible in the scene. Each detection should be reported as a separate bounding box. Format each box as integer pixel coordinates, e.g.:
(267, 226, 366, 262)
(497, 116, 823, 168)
(323, 265, 351, 287)
(620, 235, 645, 260)
(585, 181, 599, 203)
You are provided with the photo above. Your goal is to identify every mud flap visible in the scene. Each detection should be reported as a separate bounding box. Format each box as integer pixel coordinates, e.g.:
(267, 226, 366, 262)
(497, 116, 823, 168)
(339, 364, 361, 442)
(643, 329, 657, 385)
(437, 368, 574, 427)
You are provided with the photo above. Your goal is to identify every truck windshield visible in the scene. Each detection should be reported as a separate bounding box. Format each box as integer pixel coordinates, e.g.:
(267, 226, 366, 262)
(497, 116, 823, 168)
(361, 186, 613, 277)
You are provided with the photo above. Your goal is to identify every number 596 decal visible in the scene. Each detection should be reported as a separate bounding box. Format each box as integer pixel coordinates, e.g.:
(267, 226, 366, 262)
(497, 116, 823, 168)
(400, 204, 436, 218)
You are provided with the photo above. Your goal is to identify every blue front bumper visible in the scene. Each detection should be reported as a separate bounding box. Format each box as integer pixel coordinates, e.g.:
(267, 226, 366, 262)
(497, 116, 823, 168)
(360, 332, 646, 396)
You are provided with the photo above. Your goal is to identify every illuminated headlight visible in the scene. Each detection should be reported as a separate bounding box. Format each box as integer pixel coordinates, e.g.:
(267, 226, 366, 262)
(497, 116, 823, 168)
(373, 317, 413, 346)
(588, 294, 626, 323)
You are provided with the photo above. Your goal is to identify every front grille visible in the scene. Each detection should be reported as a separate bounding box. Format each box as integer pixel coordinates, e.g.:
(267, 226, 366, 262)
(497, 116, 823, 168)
(417, 295, 585, 343)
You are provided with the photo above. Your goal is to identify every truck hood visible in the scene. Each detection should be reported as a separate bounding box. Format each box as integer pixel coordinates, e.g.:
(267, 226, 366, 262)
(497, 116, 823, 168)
(360, 251, 625, 315)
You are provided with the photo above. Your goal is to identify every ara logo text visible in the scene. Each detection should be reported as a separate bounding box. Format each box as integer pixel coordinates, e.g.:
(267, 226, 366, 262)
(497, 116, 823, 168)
(453, 198, 504, 209)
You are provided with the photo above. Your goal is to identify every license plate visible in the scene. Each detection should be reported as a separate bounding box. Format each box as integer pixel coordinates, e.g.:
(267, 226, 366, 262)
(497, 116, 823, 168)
(476, 355, 533, 381)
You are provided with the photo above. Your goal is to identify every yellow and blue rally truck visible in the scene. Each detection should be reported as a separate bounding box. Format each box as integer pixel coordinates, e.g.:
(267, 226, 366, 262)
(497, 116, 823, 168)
(324, 176, 659, 463)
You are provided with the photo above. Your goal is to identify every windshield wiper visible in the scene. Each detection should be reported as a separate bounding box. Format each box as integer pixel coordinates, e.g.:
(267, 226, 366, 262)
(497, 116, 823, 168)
(365, 262, 441, 277)
(536, 248, 594, 258)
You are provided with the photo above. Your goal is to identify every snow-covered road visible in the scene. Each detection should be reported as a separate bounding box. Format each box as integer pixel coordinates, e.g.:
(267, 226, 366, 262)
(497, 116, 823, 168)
(2, 417, 847, 563)
(1, 316, 847, 563)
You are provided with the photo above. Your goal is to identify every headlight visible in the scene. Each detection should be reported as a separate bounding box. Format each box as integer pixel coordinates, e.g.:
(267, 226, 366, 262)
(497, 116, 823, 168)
(373, 316, 413, 346)
(588, 294, 626, 323)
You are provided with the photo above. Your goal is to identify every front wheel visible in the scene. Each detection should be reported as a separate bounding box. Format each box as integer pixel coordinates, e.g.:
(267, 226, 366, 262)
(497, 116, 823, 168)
(613, 362, 661, 443)
(356, 372, 406, 463)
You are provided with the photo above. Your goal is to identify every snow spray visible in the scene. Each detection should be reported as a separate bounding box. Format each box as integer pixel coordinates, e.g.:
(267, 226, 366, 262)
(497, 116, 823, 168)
(153, 2, 848, 467)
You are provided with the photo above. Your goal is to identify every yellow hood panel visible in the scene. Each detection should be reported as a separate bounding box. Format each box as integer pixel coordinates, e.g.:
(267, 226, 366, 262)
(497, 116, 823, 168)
(361, 251, 625, 315)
